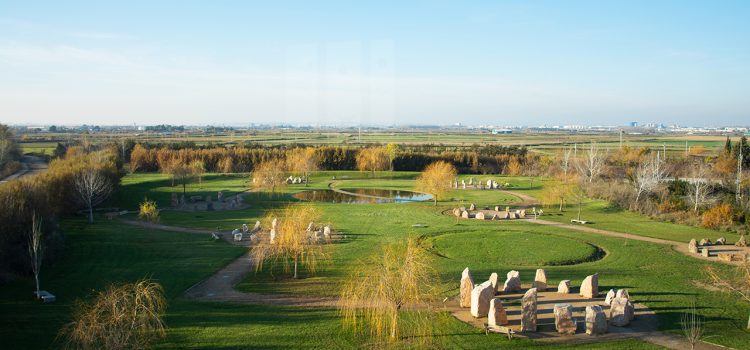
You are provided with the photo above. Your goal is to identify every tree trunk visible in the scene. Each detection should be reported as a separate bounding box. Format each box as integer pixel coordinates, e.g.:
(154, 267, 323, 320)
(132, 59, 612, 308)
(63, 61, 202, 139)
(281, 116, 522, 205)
(182, 180, 186, 195)
(34, 273, 40, 296)
(293, 257, 298, 279)
(559, 199, 563, 211)
(747, 312, 750, 330)
(88, 199, 94, 223)
(389, 312, 398, 338)
(577, 199, 582, 221)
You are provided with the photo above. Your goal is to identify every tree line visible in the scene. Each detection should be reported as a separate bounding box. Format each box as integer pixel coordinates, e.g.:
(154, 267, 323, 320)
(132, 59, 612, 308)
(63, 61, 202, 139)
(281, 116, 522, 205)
(0, 145, 122, 282)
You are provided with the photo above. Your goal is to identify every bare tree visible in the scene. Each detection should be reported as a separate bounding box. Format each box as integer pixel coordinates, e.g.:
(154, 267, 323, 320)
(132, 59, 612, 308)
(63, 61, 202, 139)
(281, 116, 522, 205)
(74, 168, 113, 223)
(687, 164, 713, 212)
(632, 154, 667, 205)
(560, 146, 573, 177)
(28, 213, 43, 297)
(576, 142, 606, 183)
(681, 301, 704, 350)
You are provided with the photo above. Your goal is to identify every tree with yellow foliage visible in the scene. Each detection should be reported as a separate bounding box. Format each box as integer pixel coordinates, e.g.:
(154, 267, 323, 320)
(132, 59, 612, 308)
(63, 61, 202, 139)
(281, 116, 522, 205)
(251, 159, 287, 193)
(541, 175, 577, 211)
(416, 161, 457, 205)
(251, 206, 328, 279)
(356, 147, 390, 176)
(286, 147, 319, 187)
(339, 237, 436, 343)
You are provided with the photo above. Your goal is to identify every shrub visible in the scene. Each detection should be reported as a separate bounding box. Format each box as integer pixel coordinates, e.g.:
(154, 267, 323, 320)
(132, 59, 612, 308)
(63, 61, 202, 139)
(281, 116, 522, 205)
(138, 198, 159, 223)
(701, 204, 734, 229)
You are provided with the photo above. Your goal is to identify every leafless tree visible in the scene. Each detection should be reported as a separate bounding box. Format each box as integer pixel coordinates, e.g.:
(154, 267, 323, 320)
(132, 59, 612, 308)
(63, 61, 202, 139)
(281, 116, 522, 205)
(560, 146, 573, 176)
(705, 262, 750, 330)
(680, 301, 704, 350)
(632, 154, 668, 205)
(28, 213, 43, 297)
(576, 142, 606, 183)
(74, 168, 113, 223)
(687, 164, 713, 212)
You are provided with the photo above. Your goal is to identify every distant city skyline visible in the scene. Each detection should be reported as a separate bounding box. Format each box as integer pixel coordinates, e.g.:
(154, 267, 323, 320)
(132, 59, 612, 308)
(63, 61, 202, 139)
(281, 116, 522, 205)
(1, 1, 749, 127)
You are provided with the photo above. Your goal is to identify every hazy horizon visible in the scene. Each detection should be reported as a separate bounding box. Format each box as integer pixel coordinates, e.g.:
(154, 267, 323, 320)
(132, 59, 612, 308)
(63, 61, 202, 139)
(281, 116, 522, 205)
(1, 1, 749, 127)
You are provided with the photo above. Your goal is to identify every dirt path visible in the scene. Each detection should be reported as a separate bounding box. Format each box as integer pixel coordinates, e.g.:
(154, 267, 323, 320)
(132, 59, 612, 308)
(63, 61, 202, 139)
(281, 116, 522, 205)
(118, 218, 338, 307)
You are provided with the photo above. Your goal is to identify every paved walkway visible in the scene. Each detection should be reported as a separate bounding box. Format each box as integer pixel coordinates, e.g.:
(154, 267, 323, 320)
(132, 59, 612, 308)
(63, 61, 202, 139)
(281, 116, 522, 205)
(0, 155, 48, 184)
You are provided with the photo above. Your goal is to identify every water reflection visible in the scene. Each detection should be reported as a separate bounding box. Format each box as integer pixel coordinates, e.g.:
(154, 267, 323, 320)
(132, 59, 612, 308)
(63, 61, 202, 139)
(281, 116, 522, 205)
(293, 188, 432, 204)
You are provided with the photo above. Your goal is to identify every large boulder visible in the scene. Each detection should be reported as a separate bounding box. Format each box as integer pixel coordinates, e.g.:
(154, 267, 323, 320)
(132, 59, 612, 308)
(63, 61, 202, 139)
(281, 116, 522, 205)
(489, 273, 499, 292)
(604, 289, 616, 305)
(579, 273, 599, 299)
(688, 239, 698, 253)
(461, 211, 470, 219)
(557, 280, 571, 294)
(699, 238, 712, 246)
(616, 289, 630, 300)
(488, 298, 508, 327)
(475, 212, 485, 220)
(470, 281, 495, 317)
(533, 269, 547, 291)
(554, 303, 577, 335)
(502, 270, 521, 293)
(609, 297, 635, 326)
(521, 288, 538, 332)
(460, 268, 474, 308)
(453, 208, 462, 217)
(469, 203, 476, 211)
(585, 305, 607, 335)
(716, 237, 727, 245)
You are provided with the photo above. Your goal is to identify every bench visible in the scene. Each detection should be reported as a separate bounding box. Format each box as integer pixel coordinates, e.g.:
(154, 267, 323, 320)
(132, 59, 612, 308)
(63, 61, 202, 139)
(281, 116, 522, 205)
(571, 219, 588, 224)
(34, 290, 56, 303)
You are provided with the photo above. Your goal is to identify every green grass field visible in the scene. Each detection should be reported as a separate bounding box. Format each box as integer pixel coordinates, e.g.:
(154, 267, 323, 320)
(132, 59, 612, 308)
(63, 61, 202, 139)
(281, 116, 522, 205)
(2, 170, 749, 349)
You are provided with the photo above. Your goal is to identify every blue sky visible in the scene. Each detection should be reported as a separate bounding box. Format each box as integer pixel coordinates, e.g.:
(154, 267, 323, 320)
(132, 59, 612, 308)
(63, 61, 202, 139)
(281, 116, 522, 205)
(1, 0, 748, 126)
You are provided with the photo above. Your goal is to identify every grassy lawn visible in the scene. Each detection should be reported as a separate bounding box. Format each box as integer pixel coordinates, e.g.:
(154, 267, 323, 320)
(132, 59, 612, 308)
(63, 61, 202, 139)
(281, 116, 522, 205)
(4, 171, 750, 349)
(539, 200, 742, 243)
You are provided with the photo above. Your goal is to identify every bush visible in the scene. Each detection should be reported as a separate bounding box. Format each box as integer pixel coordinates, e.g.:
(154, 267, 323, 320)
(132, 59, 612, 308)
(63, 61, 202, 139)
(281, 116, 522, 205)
(702, 204, 734, 230)
(138, 198, 159, 223)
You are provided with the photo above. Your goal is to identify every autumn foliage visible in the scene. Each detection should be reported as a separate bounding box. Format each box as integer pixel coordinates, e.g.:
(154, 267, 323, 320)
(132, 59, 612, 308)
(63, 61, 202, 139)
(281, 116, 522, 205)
(701, 204, 734, 229)
(415, 161, 457, 204)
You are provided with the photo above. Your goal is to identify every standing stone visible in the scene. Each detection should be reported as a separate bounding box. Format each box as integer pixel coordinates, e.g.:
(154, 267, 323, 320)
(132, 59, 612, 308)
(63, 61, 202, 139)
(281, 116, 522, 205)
(554, 303, 577, 335)
(701, 248, 710, 257)
(579, 273, 599, 299)
(460, 268, 474, 308)
(453, 208, 462, 217)
(323, 225, 331, 239)
(557, 280, 571, 294)
(270, 218, 278, 244)
(461, 210, 470, 219)
(252, 221, 261, 232)
(502, 270, 521, 293)
(605, 289, 616, 305)
(520, 209, 526, 217)
(487, 179, 492, 188)
(469, 203, 476, 211)
(699, 238, 712, 246)
(521, 288, 538, 332)
(488, 298, 508, 327)
(610, 297, 635, 326)
(475, 212, 485, 220)
(470, 281, 495, 317)
(491, 214, 499, 220)
(586, 305, 607, 335)
(468, 178, 473, 185)
(533, 269, 547, 291)
(494, 206, 500, 211)
(688, 239, 698, 253)
(489, 273, 499, 292)
(716, 237, 726, 245)
(242, 224, 249, 233)
(615, 289, 630, 300)
(217, 191, 224, 202)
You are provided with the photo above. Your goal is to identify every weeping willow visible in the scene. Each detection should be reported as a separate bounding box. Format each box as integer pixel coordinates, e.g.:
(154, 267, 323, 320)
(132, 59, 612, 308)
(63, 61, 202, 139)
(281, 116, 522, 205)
(339, 237, 437, 344)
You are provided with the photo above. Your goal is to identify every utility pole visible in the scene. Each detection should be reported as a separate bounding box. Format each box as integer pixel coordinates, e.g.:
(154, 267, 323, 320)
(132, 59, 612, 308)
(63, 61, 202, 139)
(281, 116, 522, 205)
(662, 143, 666, 160)
(619, 129, 623, 149)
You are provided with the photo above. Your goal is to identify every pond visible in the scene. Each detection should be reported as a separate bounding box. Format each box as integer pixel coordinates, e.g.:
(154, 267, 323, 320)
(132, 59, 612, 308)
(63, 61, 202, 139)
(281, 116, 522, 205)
(293, 188, 433, 204)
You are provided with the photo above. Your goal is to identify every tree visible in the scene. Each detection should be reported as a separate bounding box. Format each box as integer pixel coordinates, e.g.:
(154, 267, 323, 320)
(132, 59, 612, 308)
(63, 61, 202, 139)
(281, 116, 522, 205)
(138, 198, 159, 223)
(385, 143, 400, 171)
(74, 167, 113, 223)
(251, 159, 287, 193)
(250, 206, 327, 279)
(28, 213, 43, 297)
(576, 142, 606, 183)
(701, 203, 733, 229)
(356, 147, 390, 176)
(631, 154, 667, 206)
(61, 279, 167, 350)
(190, 160, 205, 186)
(681, 301, 704, 350)
(339, 237, 436, 342)
(704, 262, 750, 330)
(687, 164, 713, 212)
(541, 175, 576, 211)
(415, 161, 457, 205)
(286, 147, 319, 187)
(559, 147, 573, 176)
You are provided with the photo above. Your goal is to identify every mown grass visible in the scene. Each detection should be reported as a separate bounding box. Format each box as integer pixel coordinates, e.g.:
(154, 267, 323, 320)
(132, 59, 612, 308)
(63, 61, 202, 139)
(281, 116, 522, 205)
(4, 171, 749, 349)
